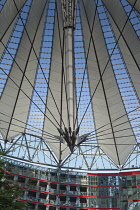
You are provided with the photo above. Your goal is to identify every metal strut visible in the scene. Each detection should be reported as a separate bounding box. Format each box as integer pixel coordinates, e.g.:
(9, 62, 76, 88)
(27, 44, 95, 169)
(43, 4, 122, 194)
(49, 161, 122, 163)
(57, 0, 78, 152)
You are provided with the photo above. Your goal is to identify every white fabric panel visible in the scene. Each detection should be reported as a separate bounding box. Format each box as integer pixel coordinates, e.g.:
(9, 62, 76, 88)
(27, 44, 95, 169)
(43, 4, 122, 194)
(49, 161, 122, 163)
(103, 0, 140, 108)
(0, 0, 47, 140)
(0, 0, 26, 59)
(0, 19, 16, 59)
(43, 0, 71, 160)
(0, 0, 27, 40)
(80, 0, 136, 166)
(126, 0, 140, 14)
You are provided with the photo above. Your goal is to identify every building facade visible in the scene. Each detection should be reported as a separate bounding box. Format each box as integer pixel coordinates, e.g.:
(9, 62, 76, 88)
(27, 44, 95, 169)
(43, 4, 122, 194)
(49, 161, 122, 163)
(3, 157, 140, 210)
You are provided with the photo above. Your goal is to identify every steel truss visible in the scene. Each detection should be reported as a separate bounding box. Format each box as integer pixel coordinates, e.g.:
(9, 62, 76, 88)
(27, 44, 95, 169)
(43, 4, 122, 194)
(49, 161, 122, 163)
(0, 133, 140, 171)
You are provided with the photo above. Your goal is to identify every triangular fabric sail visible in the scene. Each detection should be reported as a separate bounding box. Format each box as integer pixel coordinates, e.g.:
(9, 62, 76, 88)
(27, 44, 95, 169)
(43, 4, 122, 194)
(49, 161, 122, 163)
(103, 0, 140, 101)
(0, 0, 48, 140)
(79, 0, 136, 166)
(0, 0, 27, 60)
